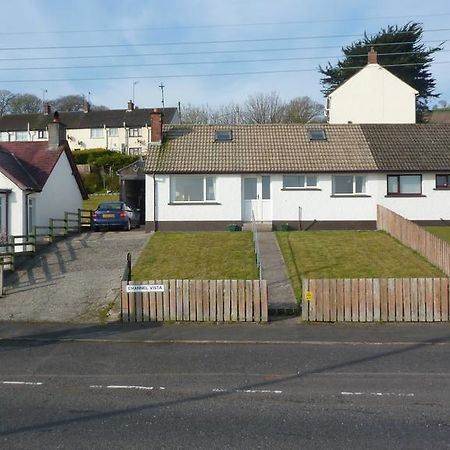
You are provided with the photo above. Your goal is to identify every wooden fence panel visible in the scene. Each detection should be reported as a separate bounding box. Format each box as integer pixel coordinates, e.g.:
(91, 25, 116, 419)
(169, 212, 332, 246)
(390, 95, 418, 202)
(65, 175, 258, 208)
(377, 205, 450, 276)
(122, 279, 267, 323)
(301, 277, 450, 322)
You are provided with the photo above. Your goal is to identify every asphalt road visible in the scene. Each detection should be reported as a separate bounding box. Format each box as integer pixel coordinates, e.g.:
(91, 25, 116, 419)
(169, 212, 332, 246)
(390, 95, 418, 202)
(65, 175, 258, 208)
(1, 321, 450, 449)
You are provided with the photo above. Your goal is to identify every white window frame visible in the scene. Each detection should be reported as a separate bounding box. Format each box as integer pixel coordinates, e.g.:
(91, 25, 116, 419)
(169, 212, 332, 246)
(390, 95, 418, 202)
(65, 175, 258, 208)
(108, 128, 119, 137)
(332, 175, 366, 195)
(15, 131, 28, 141)
(129, 147, 142, 155)
(283, 174, 318, 189)
(90, 128, 104, 139)
(128, 128, 141, 137)
(171, 176, 216, 203)
(37, 129, 47, 139)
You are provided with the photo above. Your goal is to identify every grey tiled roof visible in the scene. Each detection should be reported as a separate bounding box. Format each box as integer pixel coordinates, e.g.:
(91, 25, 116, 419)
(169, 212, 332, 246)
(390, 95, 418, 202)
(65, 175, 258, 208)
(0, 107, 178, 131)
(144, 123, 450, 174)
(145, 124, 378, 173)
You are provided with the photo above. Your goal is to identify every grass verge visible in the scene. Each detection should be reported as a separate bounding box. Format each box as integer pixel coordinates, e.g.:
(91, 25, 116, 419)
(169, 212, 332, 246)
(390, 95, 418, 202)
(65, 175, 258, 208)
(277, 230, 445, 300)
(132, 232, 258, 280)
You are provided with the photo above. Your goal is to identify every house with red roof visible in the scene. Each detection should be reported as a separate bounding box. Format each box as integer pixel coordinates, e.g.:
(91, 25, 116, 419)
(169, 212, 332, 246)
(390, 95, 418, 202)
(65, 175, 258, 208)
(0, 114, 87, 238)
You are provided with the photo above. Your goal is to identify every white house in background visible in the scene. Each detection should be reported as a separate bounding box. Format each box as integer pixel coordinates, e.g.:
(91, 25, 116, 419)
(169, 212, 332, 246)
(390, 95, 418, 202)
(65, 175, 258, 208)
(327, 48, 418, 124)
(142, 118, 450, 231)
(0, 101, 179, 156)
(0, 119, 87, 238)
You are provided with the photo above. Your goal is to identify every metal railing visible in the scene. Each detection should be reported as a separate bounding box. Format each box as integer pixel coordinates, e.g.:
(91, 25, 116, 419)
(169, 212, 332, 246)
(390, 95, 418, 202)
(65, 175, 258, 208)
(251, 211, 262, 280)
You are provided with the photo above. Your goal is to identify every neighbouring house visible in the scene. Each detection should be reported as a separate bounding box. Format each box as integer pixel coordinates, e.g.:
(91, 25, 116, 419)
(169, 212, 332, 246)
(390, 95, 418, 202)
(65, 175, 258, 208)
(142, 114, 450, 231)
(327, 48, 418, 124)
(0, 101, 179, 156)
(0, 115, 87, 238)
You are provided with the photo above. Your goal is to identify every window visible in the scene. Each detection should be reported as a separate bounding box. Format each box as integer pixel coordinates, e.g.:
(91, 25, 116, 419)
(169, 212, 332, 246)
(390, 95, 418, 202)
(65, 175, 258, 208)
(283, 174, 317, 189)
(436, 174, 450, 189)
(333, 175, 366, 195)
(90, 128, 104, 138)
(387, 175, 421, 195)
(215, 130, 233, 142)
(15, 131, 28, 141)
(171, 176, 216, 202)
(37, 129, 47, 139)
(129, 147, 142, 155)
(308, 129, 326, 141)
(108, 128, 119, 137)
(129, 128, 141, 137)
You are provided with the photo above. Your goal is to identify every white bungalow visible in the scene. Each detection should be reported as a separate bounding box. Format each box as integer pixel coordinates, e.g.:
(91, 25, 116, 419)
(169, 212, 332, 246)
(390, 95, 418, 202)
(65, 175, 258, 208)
(0, 118, 87, 238)
(142, 115, 450, 231)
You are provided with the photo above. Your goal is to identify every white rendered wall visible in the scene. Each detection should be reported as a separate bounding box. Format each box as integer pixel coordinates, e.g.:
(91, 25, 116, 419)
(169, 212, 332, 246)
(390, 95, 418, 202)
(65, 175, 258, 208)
(328, 64, 417, 124)
(34, 152, 83, 227)
(145, 174, 242, 223)
(147, 172, 450, 225)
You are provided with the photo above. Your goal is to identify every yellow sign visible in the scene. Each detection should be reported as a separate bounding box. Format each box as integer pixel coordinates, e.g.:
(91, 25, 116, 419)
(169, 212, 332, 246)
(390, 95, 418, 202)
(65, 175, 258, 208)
(305, 291, 314, 302)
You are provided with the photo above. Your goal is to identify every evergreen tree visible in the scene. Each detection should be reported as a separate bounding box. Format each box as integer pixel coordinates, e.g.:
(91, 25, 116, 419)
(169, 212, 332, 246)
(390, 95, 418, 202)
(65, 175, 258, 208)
(319, 23, 442, 121)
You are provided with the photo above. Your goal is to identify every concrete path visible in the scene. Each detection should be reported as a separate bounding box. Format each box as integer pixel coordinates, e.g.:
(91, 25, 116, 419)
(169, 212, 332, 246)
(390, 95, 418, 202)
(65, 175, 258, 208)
(0, 230, 150, 323)
(258, 232, 297, 311)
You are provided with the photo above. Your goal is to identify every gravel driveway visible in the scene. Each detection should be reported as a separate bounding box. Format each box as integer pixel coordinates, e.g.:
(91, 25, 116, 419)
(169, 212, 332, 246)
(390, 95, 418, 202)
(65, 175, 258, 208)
(0, 230, 150, 323)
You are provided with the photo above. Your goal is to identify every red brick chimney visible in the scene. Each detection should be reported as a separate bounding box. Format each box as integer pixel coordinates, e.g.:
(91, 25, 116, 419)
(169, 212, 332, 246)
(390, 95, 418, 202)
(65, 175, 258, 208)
(150, 108, 162, 143)
(368, 47, 378, 65)
(43, 102, 51, 115)
(83, 100, 91, 113)
(127, 100, 135, 111)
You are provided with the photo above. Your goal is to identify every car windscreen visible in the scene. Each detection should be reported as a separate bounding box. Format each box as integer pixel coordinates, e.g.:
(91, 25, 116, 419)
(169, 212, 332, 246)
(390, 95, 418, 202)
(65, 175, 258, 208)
(97, 203, 122, 210)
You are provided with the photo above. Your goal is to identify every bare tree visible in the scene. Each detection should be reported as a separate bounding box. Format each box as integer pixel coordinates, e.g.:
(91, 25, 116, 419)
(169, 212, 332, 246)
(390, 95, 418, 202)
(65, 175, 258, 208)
(0, 90, 14, 116)
(283, 96, 325, 123)
(210, 102, 246, 124)
(8, 94, 41, 114)
(180, 103, 211, 124)
(243, 91, 284, 124)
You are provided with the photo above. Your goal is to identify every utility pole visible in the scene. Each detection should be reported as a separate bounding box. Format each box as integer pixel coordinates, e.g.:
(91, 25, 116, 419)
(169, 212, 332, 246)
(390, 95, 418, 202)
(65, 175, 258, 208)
(159, 83, 165, 116)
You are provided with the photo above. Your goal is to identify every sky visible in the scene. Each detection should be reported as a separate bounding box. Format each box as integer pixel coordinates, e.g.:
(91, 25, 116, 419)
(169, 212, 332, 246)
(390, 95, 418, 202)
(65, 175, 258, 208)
(1, 0, 450, 111)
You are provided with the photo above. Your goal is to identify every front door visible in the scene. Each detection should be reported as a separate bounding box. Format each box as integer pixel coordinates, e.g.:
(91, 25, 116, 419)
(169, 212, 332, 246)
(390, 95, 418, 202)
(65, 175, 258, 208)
(243, 175, 271, 222)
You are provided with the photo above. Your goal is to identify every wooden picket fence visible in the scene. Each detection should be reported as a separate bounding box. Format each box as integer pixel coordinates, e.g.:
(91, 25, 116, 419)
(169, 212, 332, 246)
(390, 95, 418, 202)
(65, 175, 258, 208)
(377, 205, 450, 276)
(302, 278, 450, 322)
(121, 279, 268, 322)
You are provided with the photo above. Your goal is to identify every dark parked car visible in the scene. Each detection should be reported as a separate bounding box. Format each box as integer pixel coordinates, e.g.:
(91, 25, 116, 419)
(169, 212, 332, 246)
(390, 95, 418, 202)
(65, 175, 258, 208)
(92, 201, 140, 231)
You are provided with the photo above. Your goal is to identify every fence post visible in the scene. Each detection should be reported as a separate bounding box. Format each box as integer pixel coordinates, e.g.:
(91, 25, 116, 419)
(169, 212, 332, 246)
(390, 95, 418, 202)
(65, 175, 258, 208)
(64, 211, 69, 236)
(48, 218, 53, 243)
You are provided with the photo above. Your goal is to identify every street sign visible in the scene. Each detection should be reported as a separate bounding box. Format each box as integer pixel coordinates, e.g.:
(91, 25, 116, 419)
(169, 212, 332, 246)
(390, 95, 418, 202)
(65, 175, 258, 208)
(126, 284, 165, 293)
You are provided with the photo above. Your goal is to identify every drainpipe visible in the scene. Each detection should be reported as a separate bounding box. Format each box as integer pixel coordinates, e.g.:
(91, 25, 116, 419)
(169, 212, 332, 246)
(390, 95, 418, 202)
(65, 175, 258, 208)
(5, 192, 10, 237)
(153, 173, 158, 231)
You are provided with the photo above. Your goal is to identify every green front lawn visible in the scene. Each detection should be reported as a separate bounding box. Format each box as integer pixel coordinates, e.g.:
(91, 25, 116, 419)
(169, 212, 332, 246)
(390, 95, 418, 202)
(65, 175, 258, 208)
(277, 230, 444, 299)
(82, 194, 119, 211)
(425, 226, 450, 244)
(132, 232, 258, 280)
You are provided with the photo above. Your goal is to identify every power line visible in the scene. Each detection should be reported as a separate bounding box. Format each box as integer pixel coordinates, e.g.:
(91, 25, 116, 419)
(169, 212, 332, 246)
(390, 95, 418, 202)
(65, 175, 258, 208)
(0, 12, 449, 35)
(0, 28, 449, 52)
(1, 61, 450, 84)
(1, 40, 445, 62)
(0, 50, 448, 72)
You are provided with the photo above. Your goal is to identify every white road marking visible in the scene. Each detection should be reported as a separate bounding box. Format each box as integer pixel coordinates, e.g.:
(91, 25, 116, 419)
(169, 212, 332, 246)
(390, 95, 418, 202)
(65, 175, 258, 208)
(341, 391, 414, 397)
(2, 381, 43, 386)
(90, 385, 165, 391)
(212, 388, 282, 394)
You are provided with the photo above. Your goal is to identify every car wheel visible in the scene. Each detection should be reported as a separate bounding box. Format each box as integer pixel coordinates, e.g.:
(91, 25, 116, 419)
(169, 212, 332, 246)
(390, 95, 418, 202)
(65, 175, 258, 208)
(93, 225, 99, 232)
(124, 220, 131, 231)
